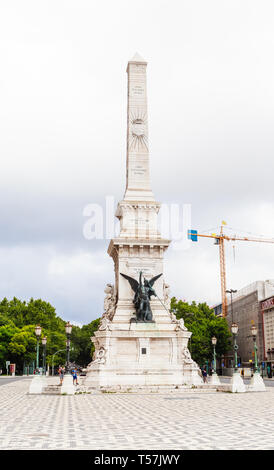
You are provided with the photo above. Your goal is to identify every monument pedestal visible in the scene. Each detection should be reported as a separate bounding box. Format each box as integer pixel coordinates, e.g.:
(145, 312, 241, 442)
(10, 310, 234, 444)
(210, 373, 221, 386)
(231, 371, 246, 393)
(60, 374, 75, 395)
(85, 303, 203, 390)
(248, 372, 266, 392)
(29, 375, 46, 394)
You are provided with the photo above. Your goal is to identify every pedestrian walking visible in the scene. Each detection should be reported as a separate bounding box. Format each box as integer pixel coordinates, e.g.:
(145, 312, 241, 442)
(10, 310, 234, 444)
(58, 365, 65, 385)
(202, 368, 208, 383)
(72, 369, 79, 386)
(267, 365, 271, 378)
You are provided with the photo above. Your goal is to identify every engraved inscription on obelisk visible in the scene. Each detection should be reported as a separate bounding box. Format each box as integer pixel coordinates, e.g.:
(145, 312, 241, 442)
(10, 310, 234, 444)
(124, 53, 154, 201)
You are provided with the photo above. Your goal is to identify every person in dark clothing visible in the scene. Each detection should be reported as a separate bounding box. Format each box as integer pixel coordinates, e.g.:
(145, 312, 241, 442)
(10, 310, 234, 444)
(202, 368, 208, 383)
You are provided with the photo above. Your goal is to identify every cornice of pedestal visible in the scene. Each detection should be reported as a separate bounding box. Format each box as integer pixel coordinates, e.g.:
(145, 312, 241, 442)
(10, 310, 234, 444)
(115, 199, 161, 218)
(107, 237, 170, 258)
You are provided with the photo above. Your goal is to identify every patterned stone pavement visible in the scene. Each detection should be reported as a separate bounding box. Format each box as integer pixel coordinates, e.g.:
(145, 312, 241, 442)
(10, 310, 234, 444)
(0, 377, 273, 450)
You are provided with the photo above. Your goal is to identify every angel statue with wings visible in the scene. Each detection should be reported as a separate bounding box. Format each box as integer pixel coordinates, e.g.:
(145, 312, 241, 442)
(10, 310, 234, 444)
(120, 271, 162, 322)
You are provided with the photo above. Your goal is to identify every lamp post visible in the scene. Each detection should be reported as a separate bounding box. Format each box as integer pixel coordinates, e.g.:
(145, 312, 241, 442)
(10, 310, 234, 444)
(210, 336, 221, 385)
(251, 325, 259, 373)
(229, 321, 246, 392)
(248, 324, 266, 391)
(212, 336, 217, 374)
(231, 322, 239, 372)
(42, 336, 47, 375)
(29, 324, 45, 394)
(59, 322, 75, 395)
(34, 325, 42, 374)
(65, 321, 72, 374)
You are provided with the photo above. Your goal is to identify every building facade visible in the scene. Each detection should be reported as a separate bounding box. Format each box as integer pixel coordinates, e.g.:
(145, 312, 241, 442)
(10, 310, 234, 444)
(261, 295, 274, 365)
(214, 280, 274, 371)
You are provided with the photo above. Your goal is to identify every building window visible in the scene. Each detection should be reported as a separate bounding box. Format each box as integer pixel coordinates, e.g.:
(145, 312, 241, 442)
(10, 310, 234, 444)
(141, 348, 147, 355)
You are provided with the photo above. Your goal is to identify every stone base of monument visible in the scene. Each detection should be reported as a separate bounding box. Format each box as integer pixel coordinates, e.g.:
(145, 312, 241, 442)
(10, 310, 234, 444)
(209, 373, 221, 386)
(84, 316, 204, 391)
(84, 366, 203, 391)
(60, 374, 75, 395)
(247, 372, 266, 392)
(230, 371, 246, 393)
(29, 374, 46, 394)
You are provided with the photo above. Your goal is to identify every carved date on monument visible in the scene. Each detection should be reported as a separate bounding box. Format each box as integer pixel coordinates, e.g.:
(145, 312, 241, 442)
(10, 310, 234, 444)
(131, 85, 145, 96)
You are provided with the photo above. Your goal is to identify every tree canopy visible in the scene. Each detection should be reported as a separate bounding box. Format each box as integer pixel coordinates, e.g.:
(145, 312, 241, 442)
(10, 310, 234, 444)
(0, 297, 100, 373)
(170, 297, 231, 366)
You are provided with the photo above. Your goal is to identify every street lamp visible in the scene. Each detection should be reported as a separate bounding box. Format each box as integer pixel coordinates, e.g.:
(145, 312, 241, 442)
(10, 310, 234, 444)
(42, 336, 47, 375)
(212, 336, 217, 374)
(209, 336, 221, 385)
(65, 321, 72, 374)
(231, 322, 239, 372)
(251, 324, 259, 373)
(34, 325, 42, 373)
(248, 324, 266, 391)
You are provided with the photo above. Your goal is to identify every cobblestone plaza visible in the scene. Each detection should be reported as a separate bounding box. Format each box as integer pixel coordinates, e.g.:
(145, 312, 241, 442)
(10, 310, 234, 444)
(0, 377, 274, 450)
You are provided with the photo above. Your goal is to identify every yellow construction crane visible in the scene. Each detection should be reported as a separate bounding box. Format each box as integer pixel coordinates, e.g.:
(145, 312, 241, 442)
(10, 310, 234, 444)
(188, 225, 274, 317)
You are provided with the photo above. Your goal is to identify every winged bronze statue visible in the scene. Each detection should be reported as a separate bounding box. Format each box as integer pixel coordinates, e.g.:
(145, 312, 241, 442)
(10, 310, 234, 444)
(120, 271, 162, 322)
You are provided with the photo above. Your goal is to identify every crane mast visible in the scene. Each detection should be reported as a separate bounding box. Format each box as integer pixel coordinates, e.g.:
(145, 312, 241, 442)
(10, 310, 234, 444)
(219, 226, 227, 317)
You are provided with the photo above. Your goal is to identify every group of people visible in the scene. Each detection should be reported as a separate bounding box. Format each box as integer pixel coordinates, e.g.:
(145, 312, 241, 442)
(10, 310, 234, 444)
(58, 366, 79, 386)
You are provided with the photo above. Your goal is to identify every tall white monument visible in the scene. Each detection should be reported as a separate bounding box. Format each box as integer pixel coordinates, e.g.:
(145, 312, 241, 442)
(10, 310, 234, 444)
(85, 54, 202, 390)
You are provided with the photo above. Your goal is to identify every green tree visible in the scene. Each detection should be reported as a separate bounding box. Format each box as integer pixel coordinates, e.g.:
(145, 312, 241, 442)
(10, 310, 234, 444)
(71, 319, 100, 366)
(0, 321, 19, 368)
(0, 298, 67, 372)
(8, 327, 37, 364)
(170, 297, 231, 366)
(0, 296, 101, 372)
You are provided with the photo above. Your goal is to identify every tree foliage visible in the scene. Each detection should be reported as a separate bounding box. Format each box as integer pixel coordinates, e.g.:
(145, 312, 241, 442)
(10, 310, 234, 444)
(0, 297, 100, 373)
(170, 297, 231, 366)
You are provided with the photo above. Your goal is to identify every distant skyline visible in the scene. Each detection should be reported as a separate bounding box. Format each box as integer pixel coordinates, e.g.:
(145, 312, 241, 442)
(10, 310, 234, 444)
(1, 1, 274, 325)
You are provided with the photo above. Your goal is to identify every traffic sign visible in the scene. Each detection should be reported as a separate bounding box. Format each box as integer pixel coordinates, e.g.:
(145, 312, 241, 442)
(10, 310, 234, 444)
(188, 230, 198, 242)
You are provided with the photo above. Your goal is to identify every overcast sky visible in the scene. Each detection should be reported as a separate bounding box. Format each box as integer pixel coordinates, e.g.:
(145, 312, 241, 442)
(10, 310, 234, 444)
(1, 1, 274, 325)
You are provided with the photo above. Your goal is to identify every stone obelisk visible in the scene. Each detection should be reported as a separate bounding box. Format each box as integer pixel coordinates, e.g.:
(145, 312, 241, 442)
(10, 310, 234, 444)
(85, 54, 202, 390)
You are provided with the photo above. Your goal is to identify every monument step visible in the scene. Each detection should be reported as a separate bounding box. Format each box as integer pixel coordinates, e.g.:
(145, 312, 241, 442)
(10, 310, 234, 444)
(81, 384, 219, 394)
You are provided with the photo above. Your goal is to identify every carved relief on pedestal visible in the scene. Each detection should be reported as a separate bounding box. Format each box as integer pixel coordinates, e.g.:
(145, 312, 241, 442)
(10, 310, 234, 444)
(88, 336, 107, 367)
(175, 318, 188, 331)
(99, 316, 112, 331)
(99, 284, 116, 330)
(92, 346, 107, 364)
(181, 346, 199, 370)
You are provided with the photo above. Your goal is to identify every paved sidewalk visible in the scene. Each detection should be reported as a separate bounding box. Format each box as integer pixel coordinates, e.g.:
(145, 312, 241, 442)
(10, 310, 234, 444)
(0, 378, 273, 450)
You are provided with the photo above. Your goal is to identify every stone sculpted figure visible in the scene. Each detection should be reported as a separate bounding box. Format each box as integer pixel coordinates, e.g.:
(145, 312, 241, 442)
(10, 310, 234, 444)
(92, 346, 107, 364)
(98, 283, 116, 331)
(98, 316, 112, 331)
(120, 271, 162, 322)
(163, 282, 179, 323)
(163, 282, 171, 309)
(181, 346, 199, 370)
(103, 283, 116, 320)
(175, 318, 187, 331)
